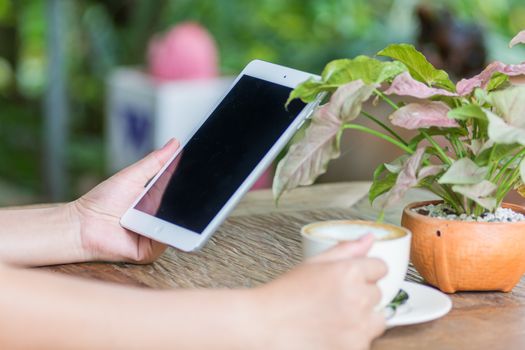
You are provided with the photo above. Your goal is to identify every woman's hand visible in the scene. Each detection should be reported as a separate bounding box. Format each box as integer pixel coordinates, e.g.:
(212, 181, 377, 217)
(72, 138, 180, 263)
(248, 234, 387, 350)
(0, 235, 386, 349)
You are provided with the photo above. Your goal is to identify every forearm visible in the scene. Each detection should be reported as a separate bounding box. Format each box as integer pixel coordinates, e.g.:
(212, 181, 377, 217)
(0, 264, 259, 350)
(0, 203, 86, 266)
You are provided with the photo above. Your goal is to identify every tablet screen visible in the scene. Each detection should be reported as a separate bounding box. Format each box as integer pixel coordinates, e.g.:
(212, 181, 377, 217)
(134, 75, 306, 233)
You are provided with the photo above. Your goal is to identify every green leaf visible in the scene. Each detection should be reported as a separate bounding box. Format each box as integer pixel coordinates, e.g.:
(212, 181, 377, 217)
(321, 59, 353, 83)
(322, 56, 406, 85)
(373, 163, 386, 180)
(377, 44, 455, 90)
(447, 104, 487, 121)
(486, 72, 509, 91)
(369, 164, 398, 205)
(475, 143, 520, 166)
(286, 78, 329, 106)
(286, 56, 405, 106)
(447, 104, 488, 138)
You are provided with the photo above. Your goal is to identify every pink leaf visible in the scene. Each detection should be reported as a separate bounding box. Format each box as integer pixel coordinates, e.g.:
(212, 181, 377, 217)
(510, 30, 525, 48)
(272, 105, 341, 200)
(418, 165, 444, 179)
(384, 72, 457, 98)
(485, 86, 525, 145)
(331, 81, 379, 122)
(452, 180, 497, 210)
(456, 61, 525, 95)
(456, 62, 503, 95)
(488, 85, 525, 128)
(273, 81, 376, 199)
(383, 148, 426, 207)
(438, 158, 488, 185)
(389, 101, 458, 130)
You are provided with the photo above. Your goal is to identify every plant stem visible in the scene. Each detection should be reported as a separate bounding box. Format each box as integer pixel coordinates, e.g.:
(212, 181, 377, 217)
(374, 89, 400, 110)
(496, 167, 521, 204)
(492, 148, 525, 184)
(447, 135, 465, 159)
(377, 210, 385, 223)
(421, 130, 453, 165)
(336, 128, 344, 148)
(487, 145, 497, 178)
(473, 203, 485, 217)
(441, 184, 466, 213)
(360, 111, 408, 145)
(426, 186, 450, 202)
(472, 119, 479, 140)
(424, 184, 464, 214)
(446, 136, 459, 157)
(341, 123, 414, 154)
(464, 197, 471, 215)
(453, 135, 467, 158)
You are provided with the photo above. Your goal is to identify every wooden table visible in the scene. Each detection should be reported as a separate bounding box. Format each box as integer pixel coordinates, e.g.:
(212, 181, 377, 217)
(47, 182, 525, 350)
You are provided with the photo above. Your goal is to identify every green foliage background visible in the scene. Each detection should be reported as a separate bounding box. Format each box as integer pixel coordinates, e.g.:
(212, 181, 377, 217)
(0, 0, 524, 200)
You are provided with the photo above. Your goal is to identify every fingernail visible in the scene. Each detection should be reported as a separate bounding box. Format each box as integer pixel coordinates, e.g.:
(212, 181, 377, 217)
(162, 138, 175, 148)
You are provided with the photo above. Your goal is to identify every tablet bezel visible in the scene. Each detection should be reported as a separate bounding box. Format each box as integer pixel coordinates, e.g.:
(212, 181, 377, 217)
(120, 59, 321, 251)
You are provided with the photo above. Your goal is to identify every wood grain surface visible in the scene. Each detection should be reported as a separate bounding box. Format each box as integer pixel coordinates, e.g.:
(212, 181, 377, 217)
(45, 182, 525, 350)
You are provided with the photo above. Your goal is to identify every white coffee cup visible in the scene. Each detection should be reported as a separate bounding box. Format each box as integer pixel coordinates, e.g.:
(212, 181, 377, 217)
(301, 220, 411, 309)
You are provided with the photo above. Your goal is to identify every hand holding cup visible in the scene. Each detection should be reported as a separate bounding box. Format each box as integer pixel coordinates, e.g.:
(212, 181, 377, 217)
(301, 220, 411, 309)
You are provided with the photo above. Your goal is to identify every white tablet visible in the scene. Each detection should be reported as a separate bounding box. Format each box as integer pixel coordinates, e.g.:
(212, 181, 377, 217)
(120, 60, 321, 251)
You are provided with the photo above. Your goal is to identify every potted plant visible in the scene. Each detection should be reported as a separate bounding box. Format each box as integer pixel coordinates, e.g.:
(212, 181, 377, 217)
(273, 30, 525, 293)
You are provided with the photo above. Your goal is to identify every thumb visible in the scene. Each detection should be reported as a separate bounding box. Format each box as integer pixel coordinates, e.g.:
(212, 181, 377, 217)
(309, 233, 375, 263)
(119, 138, 180, 184)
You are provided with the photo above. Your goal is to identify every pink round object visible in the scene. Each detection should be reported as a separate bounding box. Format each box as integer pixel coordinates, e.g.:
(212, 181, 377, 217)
(147, 22, 218, 81)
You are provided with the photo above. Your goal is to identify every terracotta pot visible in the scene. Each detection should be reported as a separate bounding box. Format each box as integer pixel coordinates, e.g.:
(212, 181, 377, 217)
(401, 200, 525, 293)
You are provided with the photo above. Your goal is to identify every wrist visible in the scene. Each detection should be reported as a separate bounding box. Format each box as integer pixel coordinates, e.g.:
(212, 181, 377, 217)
(195, 288, 270, 350)
(0, 202, 90, 266)
(234, 288, 275, 350)
(67, 200, 96, 263)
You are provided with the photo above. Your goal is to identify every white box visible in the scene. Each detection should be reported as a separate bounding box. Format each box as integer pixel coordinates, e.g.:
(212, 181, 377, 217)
(106, 67, 233, 173)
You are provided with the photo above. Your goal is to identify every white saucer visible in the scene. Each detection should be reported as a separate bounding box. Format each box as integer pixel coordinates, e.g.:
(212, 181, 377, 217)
(386, 281, 452, 328)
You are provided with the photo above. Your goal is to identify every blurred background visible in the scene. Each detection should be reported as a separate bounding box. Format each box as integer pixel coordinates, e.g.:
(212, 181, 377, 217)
(1, 0, 525, 205)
